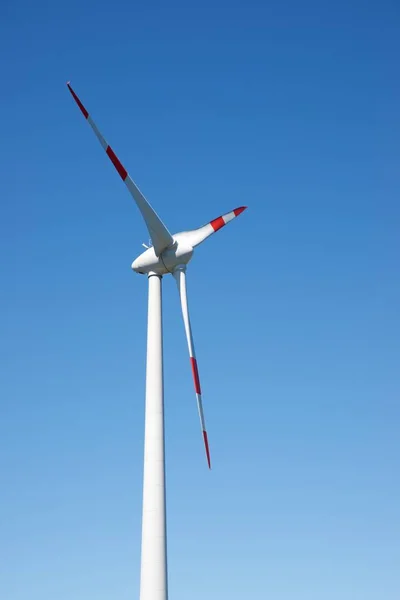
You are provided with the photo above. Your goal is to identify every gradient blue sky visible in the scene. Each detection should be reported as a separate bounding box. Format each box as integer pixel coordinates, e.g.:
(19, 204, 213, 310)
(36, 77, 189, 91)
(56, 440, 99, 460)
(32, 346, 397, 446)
(1, 1, 399, 598)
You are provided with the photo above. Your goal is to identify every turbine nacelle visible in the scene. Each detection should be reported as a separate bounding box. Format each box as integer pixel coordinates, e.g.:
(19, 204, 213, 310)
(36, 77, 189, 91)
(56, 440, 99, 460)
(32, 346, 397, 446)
(132, 233, 194, 275)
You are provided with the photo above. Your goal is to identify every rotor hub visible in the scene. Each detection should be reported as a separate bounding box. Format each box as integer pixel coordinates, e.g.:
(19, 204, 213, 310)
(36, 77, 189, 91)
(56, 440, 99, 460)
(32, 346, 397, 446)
(131, 234, 194, 275)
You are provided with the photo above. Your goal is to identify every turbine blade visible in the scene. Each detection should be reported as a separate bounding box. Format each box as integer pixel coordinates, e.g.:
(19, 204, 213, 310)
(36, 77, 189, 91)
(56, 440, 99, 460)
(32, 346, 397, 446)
(67, 82, 174, 256)
(173, 267, 211, 469)
(179, 206, 247, 248)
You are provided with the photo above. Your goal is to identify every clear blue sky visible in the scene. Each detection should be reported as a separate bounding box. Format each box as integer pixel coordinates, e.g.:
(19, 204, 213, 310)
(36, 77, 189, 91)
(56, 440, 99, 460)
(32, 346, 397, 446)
(1, 0, 399, 598)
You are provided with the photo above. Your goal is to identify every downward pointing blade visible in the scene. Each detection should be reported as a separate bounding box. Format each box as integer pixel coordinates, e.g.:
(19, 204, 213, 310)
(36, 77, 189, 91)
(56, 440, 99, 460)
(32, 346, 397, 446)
(173, 267, 211, 469)
(67, 82, 173, 256)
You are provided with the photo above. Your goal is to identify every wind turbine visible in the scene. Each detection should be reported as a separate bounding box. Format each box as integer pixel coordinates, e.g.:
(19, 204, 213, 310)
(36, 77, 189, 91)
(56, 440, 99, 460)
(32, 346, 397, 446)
(67, 83, 247, 600)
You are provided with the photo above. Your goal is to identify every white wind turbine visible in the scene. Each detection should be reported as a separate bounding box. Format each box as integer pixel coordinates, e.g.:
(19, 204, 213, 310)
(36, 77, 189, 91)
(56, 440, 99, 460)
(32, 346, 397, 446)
(67, 83, 247, 600)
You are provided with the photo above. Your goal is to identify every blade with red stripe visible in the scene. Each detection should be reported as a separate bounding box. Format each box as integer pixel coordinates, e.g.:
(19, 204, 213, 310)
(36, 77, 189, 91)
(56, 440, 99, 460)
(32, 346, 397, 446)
(66, 82, 173, 256)
(173, 266, 211, 469)
(180, 206, 247, 248)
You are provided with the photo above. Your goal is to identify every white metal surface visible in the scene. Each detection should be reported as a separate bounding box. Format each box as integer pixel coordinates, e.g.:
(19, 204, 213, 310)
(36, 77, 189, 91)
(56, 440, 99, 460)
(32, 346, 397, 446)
(132, 233, 194, 275)
(140, 272, 168, 600)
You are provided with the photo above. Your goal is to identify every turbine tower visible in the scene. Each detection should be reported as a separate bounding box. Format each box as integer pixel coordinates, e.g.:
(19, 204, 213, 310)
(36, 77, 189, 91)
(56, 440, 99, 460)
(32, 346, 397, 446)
(67, 83, 247, 600)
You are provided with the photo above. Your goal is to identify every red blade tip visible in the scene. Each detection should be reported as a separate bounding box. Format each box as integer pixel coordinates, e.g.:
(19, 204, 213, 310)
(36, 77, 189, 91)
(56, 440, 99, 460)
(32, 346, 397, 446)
(67, 83, 89, 119)
(203, 430, 211, 469)
(234, 206, 247, 216)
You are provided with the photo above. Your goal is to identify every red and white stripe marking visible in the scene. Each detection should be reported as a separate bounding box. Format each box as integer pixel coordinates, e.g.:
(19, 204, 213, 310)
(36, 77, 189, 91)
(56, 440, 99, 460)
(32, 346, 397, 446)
(67, 82, 128, 181)
(190, 357, 211, 469)
(210, 206, 247, 232)
(185, 206, 247, 247)
(174, 268, 211, 469)
(66, 82, 174, 255)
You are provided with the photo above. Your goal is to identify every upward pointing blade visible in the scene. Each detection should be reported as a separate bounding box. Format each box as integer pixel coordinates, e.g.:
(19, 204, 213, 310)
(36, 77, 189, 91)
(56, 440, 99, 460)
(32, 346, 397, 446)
(173, 266, 211, 469)
(180, 206, 247, 248)
(67, 82, 174, 256)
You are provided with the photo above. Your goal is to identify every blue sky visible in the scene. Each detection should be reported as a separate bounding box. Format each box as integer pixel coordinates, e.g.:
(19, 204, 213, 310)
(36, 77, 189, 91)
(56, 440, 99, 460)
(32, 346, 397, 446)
(1, 0, 399, 598)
